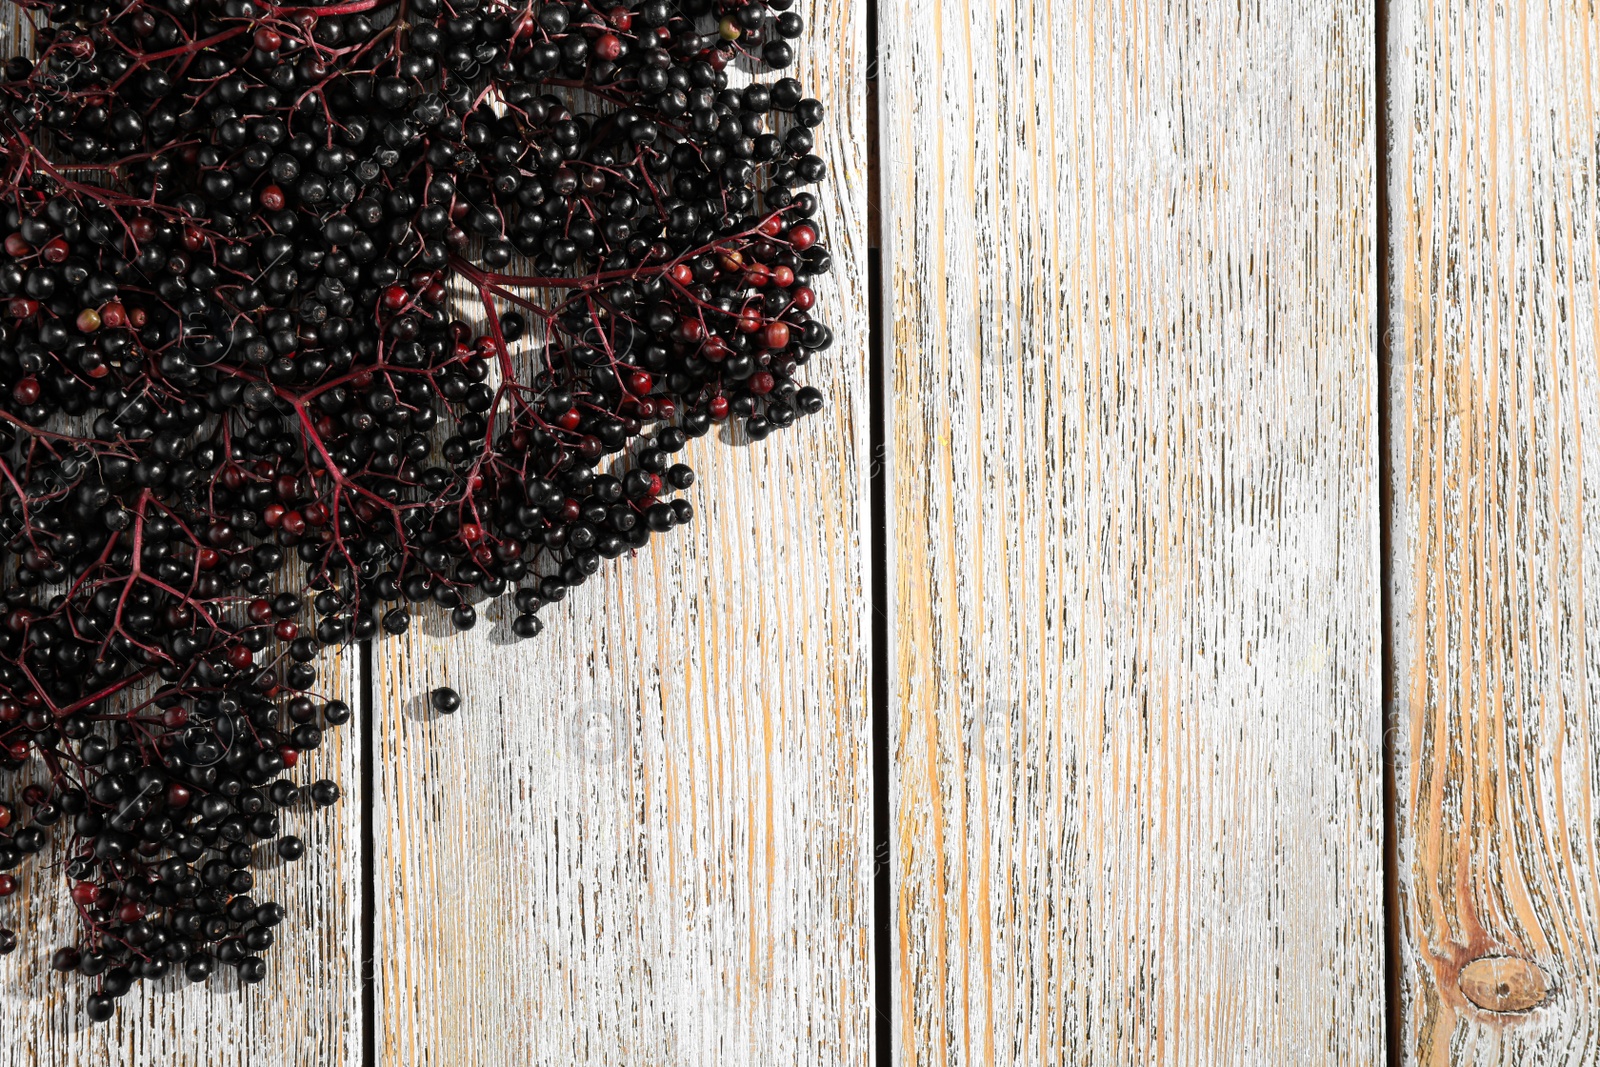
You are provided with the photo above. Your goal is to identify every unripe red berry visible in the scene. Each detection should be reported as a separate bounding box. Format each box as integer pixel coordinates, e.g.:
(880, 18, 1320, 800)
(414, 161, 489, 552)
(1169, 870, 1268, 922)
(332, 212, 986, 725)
(762, 322, 791, 349)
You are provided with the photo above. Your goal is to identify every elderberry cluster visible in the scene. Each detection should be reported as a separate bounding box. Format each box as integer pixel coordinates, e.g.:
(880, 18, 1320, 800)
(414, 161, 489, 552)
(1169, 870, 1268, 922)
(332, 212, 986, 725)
(0, 0, 832, 1018)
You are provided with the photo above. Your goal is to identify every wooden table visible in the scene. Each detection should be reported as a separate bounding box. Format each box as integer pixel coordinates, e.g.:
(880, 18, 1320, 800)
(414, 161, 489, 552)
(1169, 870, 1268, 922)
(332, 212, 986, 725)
(8, 0, 1600, 1064)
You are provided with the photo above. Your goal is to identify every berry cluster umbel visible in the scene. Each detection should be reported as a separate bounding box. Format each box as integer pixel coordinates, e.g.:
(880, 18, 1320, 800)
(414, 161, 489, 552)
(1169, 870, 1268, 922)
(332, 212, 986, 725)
(0, 0, 831, 1018)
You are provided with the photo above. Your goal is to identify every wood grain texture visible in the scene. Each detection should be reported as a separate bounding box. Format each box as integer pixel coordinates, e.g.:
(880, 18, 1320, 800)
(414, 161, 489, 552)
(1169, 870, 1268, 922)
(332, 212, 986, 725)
(368, 1, 872, 1063)
(884, 2, 1382, 1063)
(1388, 1, 1600, 1061)
(1, 648, 365, 1067)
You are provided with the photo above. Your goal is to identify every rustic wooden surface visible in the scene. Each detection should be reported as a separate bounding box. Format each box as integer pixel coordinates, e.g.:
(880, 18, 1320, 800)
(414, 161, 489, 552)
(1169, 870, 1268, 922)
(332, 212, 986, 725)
(1387, 0, 1600, 1062)
(882, 1, 1383, 1063)
(20, 0, 1600, 1062)
(368, 0, 873, 1063)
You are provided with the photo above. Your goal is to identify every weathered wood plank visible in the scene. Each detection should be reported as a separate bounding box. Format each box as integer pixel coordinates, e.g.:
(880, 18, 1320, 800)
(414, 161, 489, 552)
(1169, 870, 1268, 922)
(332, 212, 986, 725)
(368, 0, 872, 1062)
(0, 7, 367, 1061)
(1388, 1, 1600, 1061)
(884, 2, 1381, 1063)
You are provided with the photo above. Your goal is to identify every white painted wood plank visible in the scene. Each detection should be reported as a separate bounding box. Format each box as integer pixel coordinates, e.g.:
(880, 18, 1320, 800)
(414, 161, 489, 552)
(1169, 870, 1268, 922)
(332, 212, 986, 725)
(0, 8, 367, 1062)
(1388, 1, 1600, 1061)
(884, 2, 1382, 1063)
(368, 0, 872, 1062)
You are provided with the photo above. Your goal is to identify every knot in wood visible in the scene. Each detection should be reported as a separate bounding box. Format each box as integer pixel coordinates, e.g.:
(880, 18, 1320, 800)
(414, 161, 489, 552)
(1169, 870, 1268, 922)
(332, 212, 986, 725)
(1458, 956, 1550, 1014)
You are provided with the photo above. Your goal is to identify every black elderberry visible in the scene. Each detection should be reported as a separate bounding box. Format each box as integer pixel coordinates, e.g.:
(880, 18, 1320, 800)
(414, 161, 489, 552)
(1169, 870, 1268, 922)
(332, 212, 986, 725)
(0, 0, 832, 1016)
